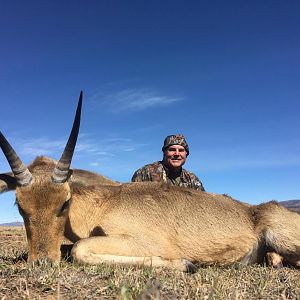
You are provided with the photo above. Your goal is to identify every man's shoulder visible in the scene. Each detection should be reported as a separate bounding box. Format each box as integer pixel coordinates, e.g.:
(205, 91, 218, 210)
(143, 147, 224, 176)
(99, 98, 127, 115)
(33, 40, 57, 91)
(138, 161, 163, 171)
(132, 161, 164, 182)
(182, 168, 199, 178)
(182, 168, 205, 191)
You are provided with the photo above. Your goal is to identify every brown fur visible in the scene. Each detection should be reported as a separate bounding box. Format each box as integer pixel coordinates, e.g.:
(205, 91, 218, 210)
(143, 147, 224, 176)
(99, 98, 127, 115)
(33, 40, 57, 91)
(1, 156, 300, 271)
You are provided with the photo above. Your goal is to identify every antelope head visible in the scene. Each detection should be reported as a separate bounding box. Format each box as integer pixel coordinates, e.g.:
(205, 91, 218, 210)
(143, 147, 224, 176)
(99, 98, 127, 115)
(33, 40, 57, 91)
(0, 92, 82, 264)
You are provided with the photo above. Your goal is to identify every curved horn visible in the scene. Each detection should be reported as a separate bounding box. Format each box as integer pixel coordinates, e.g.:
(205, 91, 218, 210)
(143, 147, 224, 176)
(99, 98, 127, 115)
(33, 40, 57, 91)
(0, 132, 32, 186)
(52, 91, 83, 184)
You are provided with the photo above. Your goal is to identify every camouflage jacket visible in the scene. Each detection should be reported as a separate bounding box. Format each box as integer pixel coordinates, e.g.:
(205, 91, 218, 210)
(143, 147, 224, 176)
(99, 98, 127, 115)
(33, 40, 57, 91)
(131, 161, 205, 191)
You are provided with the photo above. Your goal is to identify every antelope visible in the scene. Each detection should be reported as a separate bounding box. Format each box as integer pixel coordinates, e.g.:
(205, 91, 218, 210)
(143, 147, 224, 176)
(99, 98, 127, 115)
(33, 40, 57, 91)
(1, 92, 300, 272)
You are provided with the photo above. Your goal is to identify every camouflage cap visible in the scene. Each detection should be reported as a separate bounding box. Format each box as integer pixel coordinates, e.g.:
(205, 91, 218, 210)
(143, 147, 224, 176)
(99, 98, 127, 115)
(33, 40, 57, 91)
(162, 134, 189, 155)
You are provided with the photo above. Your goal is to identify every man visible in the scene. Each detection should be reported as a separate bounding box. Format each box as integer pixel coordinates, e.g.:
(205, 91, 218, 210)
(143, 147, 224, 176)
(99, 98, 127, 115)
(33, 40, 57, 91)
(131, 134, 205, 191)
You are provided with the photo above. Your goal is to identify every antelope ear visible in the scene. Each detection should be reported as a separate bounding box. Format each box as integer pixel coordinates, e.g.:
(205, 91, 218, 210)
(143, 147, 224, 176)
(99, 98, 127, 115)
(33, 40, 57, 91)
(0, 172, 17, 194)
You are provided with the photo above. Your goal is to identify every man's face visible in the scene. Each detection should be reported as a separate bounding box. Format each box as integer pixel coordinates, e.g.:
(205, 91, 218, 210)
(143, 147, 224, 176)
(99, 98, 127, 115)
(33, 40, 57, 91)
(163, 144, 187, 170)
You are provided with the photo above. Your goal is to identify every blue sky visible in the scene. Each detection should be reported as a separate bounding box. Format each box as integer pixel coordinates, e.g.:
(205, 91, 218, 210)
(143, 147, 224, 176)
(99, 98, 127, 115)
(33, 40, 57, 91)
(0, 1, 299, 223)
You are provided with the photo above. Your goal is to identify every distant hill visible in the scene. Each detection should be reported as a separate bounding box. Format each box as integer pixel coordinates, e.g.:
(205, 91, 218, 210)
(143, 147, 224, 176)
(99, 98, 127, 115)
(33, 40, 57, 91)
(0, 221, 23, 227)
(279, 200, 300, 213)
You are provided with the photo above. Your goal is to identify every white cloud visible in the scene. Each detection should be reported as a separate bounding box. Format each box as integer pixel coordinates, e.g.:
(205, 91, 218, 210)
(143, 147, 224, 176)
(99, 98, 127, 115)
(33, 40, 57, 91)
(21, 138, 66, 157)
(7, 133, 144, 165)
(75, 142, 99, 153)
(96, 151, 109, 155)
(94, 88, 183, 113)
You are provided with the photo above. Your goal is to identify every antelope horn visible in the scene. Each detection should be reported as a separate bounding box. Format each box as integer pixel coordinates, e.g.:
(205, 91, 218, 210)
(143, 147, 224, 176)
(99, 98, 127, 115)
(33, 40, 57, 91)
(0, 132, 32, 186)
(52, 91, 83, 184)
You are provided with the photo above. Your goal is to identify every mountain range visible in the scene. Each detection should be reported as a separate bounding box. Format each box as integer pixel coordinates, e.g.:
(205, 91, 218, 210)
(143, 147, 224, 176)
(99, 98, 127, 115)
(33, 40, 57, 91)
(0, 221, 24, 227)
(279, 200, 300, 213)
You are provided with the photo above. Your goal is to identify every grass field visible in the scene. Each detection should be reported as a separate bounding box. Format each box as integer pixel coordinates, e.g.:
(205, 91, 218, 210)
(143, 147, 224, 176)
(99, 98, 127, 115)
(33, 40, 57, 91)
(0, 226, 300, 299)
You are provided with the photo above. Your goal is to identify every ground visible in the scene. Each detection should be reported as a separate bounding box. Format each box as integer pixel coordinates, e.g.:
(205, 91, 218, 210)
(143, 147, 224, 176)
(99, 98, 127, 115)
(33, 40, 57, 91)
(0, 226, 300, 299)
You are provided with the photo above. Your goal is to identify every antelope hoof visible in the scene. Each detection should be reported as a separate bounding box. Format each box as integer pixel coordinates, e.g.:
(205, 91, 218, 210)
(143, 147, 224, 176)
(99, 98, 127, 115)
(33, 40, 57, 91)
(181, 259, 197, 273)
(266, 252, 283, 268)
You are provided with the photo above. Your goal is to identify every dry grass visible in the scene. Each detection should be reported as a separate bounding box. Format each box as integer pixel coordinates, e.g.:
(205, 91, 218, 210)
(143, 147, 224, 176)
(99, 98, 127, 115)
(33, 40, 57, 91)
(0, 226, 300, 299)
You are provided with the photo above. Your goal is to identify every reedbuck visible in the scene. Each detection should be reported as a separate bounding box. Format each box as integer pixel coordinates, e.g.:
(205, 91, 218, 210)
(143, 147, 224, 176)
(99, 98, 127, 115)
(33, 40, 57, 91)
(1, 92, 300, 271)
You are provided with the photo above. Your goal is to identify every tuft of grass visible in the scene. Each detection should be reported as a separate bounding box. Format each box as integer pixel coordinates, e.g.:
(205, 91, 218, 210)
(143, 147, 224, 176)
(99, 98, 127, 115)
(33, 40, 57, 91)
(1, 226, 300, 299)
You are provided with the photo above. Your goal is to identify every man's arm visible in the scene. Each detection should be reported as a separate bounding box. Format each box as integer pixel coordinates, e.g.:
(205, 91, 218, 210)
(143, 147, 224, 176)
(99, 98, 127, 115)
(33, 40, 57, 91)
(185, 171, 205, 191)
(131, 169, 142, 182)
(131, 166, 150, 182)
(194, 179, 205, 191)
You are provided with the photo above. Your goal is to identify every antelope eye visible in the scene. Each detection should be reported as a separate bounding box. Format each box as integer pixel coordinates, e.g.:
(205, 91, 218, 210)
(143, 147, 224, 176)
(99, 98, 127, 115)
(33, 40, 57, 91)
(58, 199, 71, 216)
